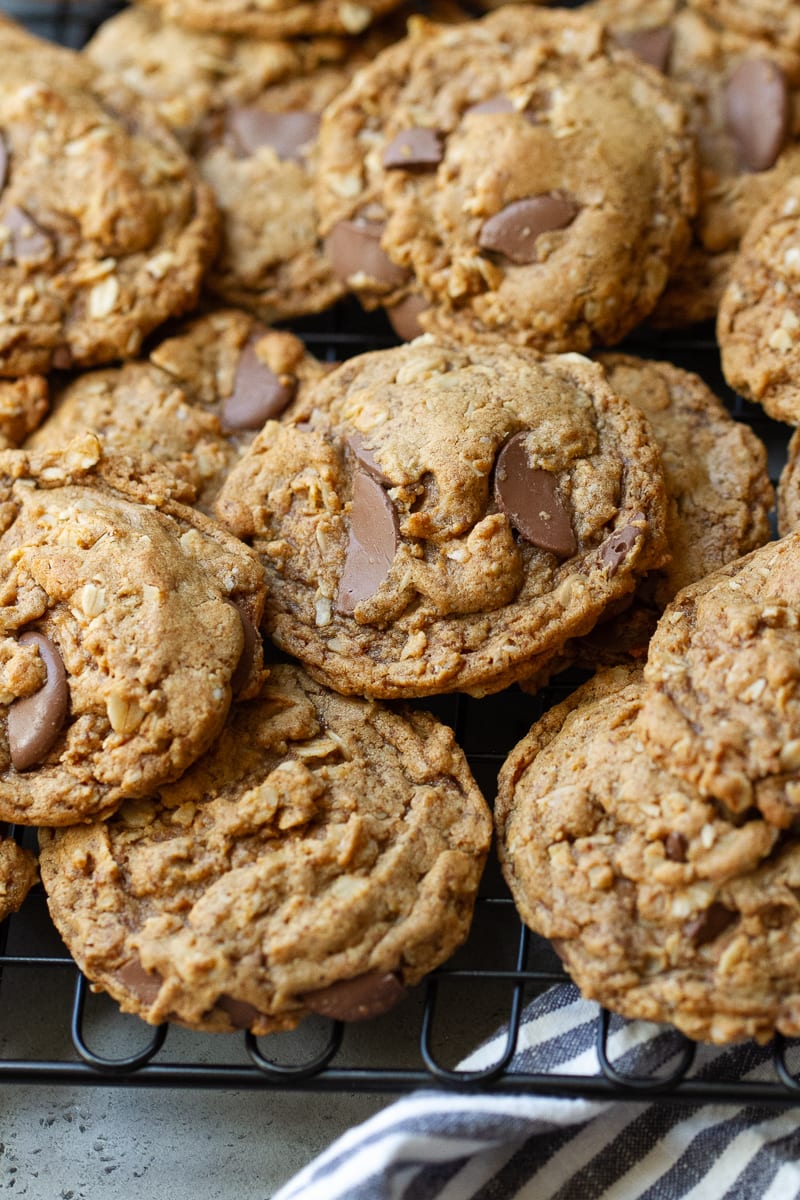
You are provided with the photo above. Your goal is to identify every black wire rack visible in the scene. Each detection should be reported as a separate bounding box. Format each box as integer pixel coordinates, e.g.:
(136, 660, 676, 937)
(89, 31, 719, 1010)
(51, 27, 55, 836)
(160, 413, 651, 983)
(2, 0, 800, 1107)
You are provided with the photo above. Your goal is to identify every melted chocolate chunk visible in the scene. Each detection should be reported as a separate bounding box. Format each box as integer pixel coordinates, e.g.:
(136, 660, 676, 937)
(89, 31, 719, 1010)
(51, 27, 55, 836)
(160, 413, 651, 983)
(227, 600, 261, 694)
(225, 107, 320, 161)
(0, 132, 7, 194)
(302, 971, 407, 1021)
(325, 220, 409, 289)
(614, 26, 673, 73)
(725, 58, 790, 172)
(386, 292, 429, 341)
(465, 95, 515, 116)
(348, 434, 393, 485)
(8, 632, 68, 771)
(382, 127, 443, 170)
(217, 994, 267, 1029)
(494, 432, 576, 557)
(2, 205, 53, 265)
(478, 194, 578, 265)
(115, 958, 163, 1005)
(335, 470, 399, 615)
(664, 831, 688, 862)
(222, 334, 295, 431)
(598, 515, 645, 576)
(684, 902, 737, 947)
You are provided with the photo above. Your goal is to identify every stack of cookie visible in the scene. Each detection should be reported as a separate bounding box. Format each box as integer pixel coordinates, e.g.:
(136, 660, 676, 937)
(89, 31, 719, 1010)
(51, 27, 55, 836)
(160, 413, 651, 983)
(497, 535, 800, 1046)
(0, 0, 797, 1050)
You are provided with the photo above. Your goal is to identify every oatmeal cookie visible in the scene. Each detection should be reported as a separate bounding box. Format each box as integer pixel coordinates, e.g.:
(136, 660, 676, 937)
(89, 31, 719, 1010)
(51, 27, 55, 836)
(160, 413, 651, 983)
(39, 664, 491, 1034)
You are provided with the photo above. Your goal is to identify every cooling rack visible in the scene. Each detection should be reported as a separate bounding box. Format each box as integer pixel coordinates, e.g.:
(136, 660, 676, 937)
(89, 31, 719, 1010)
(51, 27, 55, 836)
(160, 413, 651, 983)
(2, 0, 800, 1106)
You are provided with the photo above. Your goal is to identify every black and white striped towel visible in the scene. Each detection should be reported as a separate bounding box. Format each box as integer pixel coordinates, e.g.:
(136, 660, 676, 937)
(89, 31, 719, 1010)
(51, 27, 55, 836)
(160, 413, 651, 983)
(273, 985, 800, 1200)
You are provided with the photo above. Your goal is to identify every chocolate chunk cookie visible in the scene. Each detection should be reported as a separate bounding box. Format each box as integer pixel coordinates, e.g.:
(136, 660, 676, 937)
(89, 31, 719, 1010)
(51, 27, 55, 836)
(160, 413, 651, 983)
(216, 338, 669, 698)
(316, 7, 698, 351)
(27, 310, 325, 513)
(638, 534, 800, 827)
(39, 664, 491, 1034)
(496, 666, 800, 1045)
(0, 436, 267, 827)
(86, 8, 382, 322)
(0, 834, 36, 922)
(588, 0, 800, 326)
(777, 429, 800, 535)
(136, 0, 406, 38)
(717, 178, 800, 423)
(0, 16, 218, 377)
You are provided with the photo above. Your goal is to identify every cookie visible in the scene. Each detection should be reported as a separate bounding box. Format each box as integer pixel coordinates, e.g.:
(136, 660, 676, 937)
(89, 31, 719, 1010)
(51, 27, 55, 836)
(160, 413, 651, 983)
(136, 0, 406, 38)
(777, 428, 800, 535)
(39, 663, 491, 1034)
(637, 535, 800, 827)
(688, 0, 800, 52)
(26, 310, 326, 514)
(0, 377, 48, 448)
(315, 7, 698, 352)
(587, 0, 800, 326)
(86, 9, 374, 322)
(216, 337, 669, 699)
(0, 435, 267, 827)
(521, 353, 774, 679)
(717, 178, 800, 423)
(0, 16, 218, 377)
(0, 834, 37, 922)
(496, 666, 800, 1046)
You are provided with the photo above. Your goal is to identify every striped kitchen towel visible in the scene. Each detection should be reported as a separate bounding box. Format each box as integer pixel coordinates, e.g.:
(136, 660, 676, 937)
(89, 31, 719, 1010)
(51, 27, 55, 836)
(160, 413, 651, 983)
(273, 984, 800, 1200)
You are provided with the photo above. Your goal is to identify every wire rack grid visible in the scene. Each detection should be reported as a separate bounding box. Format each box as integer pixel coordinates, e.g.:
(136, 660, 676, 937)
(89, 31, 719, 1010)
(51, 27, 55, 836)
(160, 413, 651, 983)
(2, 0, 800, 1106)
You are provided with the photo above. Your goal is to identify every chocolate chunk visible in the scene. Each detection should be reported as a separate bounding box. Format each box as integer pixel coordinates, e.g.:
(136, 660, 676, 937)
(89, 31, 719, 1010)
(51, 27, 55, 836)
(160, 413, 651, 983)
(386, 292, 429, 341)
(684, 902, 737, 947)
(52, 346, 72, 370)
(2, 206, 53, 265)
(494, 432, 576, 556)
(348, 433, 393, 485)
(8, 632, 68, 771)
(598, 515, 645, 576)
(217, 994, 266, 1029)
(0, 133, 7, 195)
(222, 334, 295, 431)
(664, 831, 688, 862)
(465, 96, 515, 116)
(115, 958, 163, 1005)
(302, 971, 407, 1021)
(382, 127, 443, 170)
(614, 26, 673, 73)
(225, 107, 320, 161)
(325, 220, 409, 289)
(227, 600, 261, 694)
(479, 194, 578, 265)
(725, 58, 790, 172)
(335, 470, 399, 615)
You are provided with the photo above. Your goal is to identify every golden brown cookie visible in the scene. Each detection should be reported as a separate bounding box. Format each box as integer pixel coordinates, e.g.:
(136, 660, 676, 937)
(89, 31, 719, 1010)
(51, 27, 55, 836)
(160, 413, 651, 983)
(26, 310, 326, 514)
(0, 834, 36, 922)
(136, 0, 406, 38)
(216, 337, 669, 699)
(0, 16, 218, 377)
(0, 436, 267, 827)
(688, 0, 800, 52)
(587, 0, 800, 326)
(497, 666, 800, 1045)
(39, 664, 491, 1034)
(778, 427, 800, 535)
(717, 177, 800, 423)
(315, 7, 698, 351)
(638, 534, 800, 827)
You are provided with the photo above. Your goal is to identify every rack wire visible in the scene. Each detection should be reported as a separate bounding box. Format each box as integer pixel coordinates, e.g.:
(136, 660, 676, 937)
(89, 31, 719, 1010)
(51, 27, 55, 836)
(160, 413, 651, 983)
(2, 0, 800, 1105)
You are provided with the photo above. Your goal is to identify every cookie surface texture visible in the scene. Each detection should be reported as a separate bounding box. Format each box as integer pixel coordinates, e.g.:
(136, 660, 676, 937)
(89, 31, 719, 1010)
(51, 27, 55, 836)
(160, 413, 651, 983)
(0, 17, 218, 377)
(27, 310, 325, 514)
(136, 0, 405, 38)
(638, 534, 800, 826)
(0, 437, 267, 826)
(216, 337, 669, 698)
(496, 666, 800, 1045)
(0, 835, 37, 921)
(316, 8, 698, 351)
(39, 664, 491, 1033)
